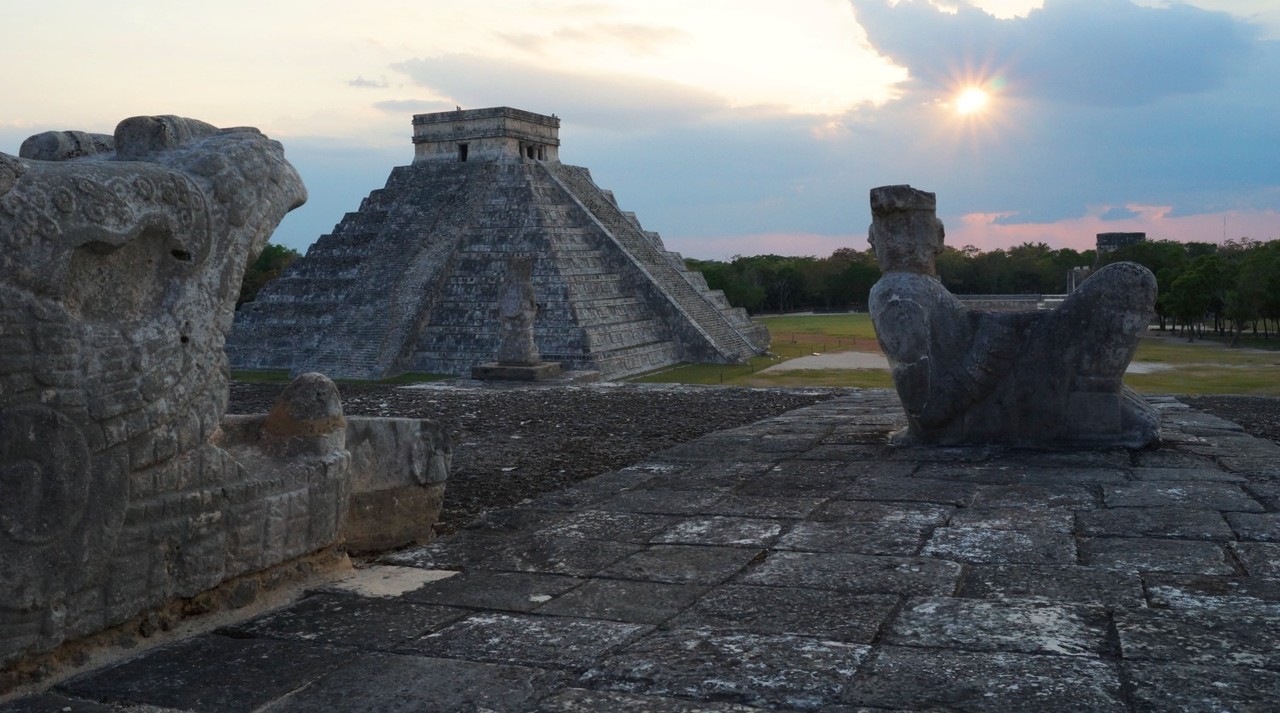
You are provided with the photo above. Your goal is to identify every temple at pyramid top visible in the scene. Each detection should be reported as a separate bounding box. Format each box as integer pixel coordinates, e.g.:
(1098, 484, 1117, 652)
(412, 107, 560, 163)
(227, 107, 770, 380)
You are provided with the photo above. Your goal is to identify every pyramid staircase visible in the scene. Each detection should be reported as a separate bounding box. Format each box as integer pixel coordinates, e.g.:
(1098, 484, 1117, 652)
(228, 159, 769, 380)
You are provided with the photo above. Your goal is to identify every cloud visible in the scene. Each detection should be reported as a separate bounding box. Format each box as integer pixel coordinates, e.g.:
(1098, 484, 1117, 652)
(945, 206, 1280, 253)
(849, 0, 1259, 106)
(682, 232, 866, 261)
(373, 99, 455, 114)
(554, 22, 691, 55)
(391, 54, 728, 130)
(347, 76, 389, 89)
(499, 22, 690, 56)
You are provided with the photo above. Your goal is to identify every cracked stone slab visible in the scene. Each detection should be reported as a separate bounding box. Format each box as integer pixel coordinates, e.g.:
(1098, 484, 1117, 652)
(1162, 411, 1245, 432)
(1123, 662, 1280, 713)
(1115, 608, 1280, 669)
(522, 469, 660, 511)
(533, 579, 708, 624)
(1180, 439, 1268, 459)
(842, 474, 978, 506)
(56, 635, 351, 713)
(1103, 483, 1264, 512)
(808, 500, 953, 527)
(922, 527, 1077, 565)
(696, 494, 827, 519)
(738, 551, 961, 596)
(265, 652, 566, 713)
(751, 433, 831, 453)
(652, 516, 784, 547)
(1134, 450, 1220, 469)
(379, 531, 511, 570)
(402, 612, 649, 670)
(640, 461, 776, 492)
(534, 510, 684, 543)
(733, 461, 858, 497)
(1018, 467, 1130, 486)
(949, 507, 1074, 532)
(1246, 483, 1280, 511)
(581, 629, 870, 711)
(475, 535, 645, 576)
(667, 584, 898, 642)
(794, 443, 890, 461)
(969, 484, 1098, 510)
(1080, 537, 1234, 574)
(910, 463, 1025, 485)
(593, 489, 726, 515)
(1218, 456, 1280, 478)
(1225, 512, 1280, 542)
(841, 646, 1125, 712)
(218, 592, 467, 650)
(461, 507, 573, 536)
(882, 445, 997, 463)
(599, 545, 764, 585)
(1076, 507, 1235, 541)
(1144, 574, 1280, 614)
(1003, 450, 1132, 469)
(774, 521, 927, 556)
(535, 688, 778, 712)
(316, 565, 458, 598)
(0, 695, 116, 712)
(656, 437, 764, 463)
(830, 460, 919, 478)
(1230, 542, 1280, 577)
(957, 564, 1146, 608)
(884, 597, 1111, 657)
(1129, 466, 1246, 483)
(400, 571, 586, 612)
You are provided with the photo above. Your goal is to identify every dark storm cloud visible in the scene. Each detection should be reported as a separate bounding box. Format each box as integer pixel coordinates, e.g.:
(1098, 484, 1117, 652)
(849, 0, 1258, 106)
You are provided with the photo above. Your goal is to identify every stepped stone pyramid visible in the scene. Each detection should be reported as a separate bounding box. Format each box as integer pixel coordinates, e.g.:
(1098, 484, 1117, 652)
(227, 107, 770, 380)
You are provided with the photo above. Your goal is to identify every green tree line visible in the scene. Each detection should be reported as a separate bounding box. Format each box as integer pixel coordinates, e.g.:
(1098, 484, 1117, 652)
(687, 238, 1280, 343)
(241, 237, 1279, 343)
(1098, 238, 1280, 343)
(237, 243, 300, 308)
(687, 242, 1095, 313)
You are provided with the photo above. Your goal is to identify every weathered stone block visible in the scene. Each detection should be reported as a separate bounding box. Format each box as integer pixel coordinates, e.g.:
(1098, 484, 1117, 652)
(341, 416, 451, 552)
(582, 629, 871, 710)
(404, 612, 650, 669)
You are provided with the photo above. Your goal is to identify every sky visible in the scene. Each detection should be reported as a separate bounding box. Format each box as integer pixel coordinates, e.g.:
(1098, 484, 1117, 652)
(2, 0, 1277, 260)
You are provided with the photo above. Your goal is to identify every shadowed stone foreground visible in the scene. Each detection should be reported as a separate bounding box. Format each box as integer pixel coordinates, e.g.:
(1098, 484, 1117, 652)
(7, 389, 1280, 711)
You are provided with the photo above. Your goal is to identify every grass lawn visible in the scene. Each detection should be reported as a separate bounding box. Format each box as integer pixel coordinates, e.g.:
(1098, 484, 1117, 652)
(631, 314, 1280, 396)
(233, 315, 1278, 396)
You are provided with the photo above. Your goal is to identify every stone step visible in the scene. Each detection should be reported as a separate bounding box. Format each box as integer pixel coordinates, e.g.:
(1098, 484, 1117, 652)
(545, 163, 760, 360)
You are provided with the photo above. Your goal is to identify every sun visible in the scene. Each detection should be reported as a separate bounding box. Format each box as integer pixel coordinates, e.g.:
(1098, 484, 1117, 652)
(955, 87, 990, 115)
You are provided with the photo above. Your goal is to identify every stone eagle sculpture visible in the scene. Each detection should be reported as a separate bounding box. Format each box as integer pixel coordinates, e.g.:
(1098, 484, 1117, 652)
(0, 116, 313, 663)
(867, 184, 1160, 448)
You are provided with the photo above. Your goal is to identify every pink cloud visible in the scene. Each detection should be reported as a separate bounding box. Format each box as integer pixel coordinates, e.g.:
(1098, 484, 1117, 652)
(669, 208, 1279, 261)
(944, 207, 1280, 253)
(671, 232, 869, 261)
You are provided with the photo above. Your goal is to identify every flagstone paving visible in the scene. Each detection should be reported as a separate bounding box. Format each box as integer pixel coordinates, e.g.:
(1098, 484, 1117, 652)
(6, 390, 1280, 711)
